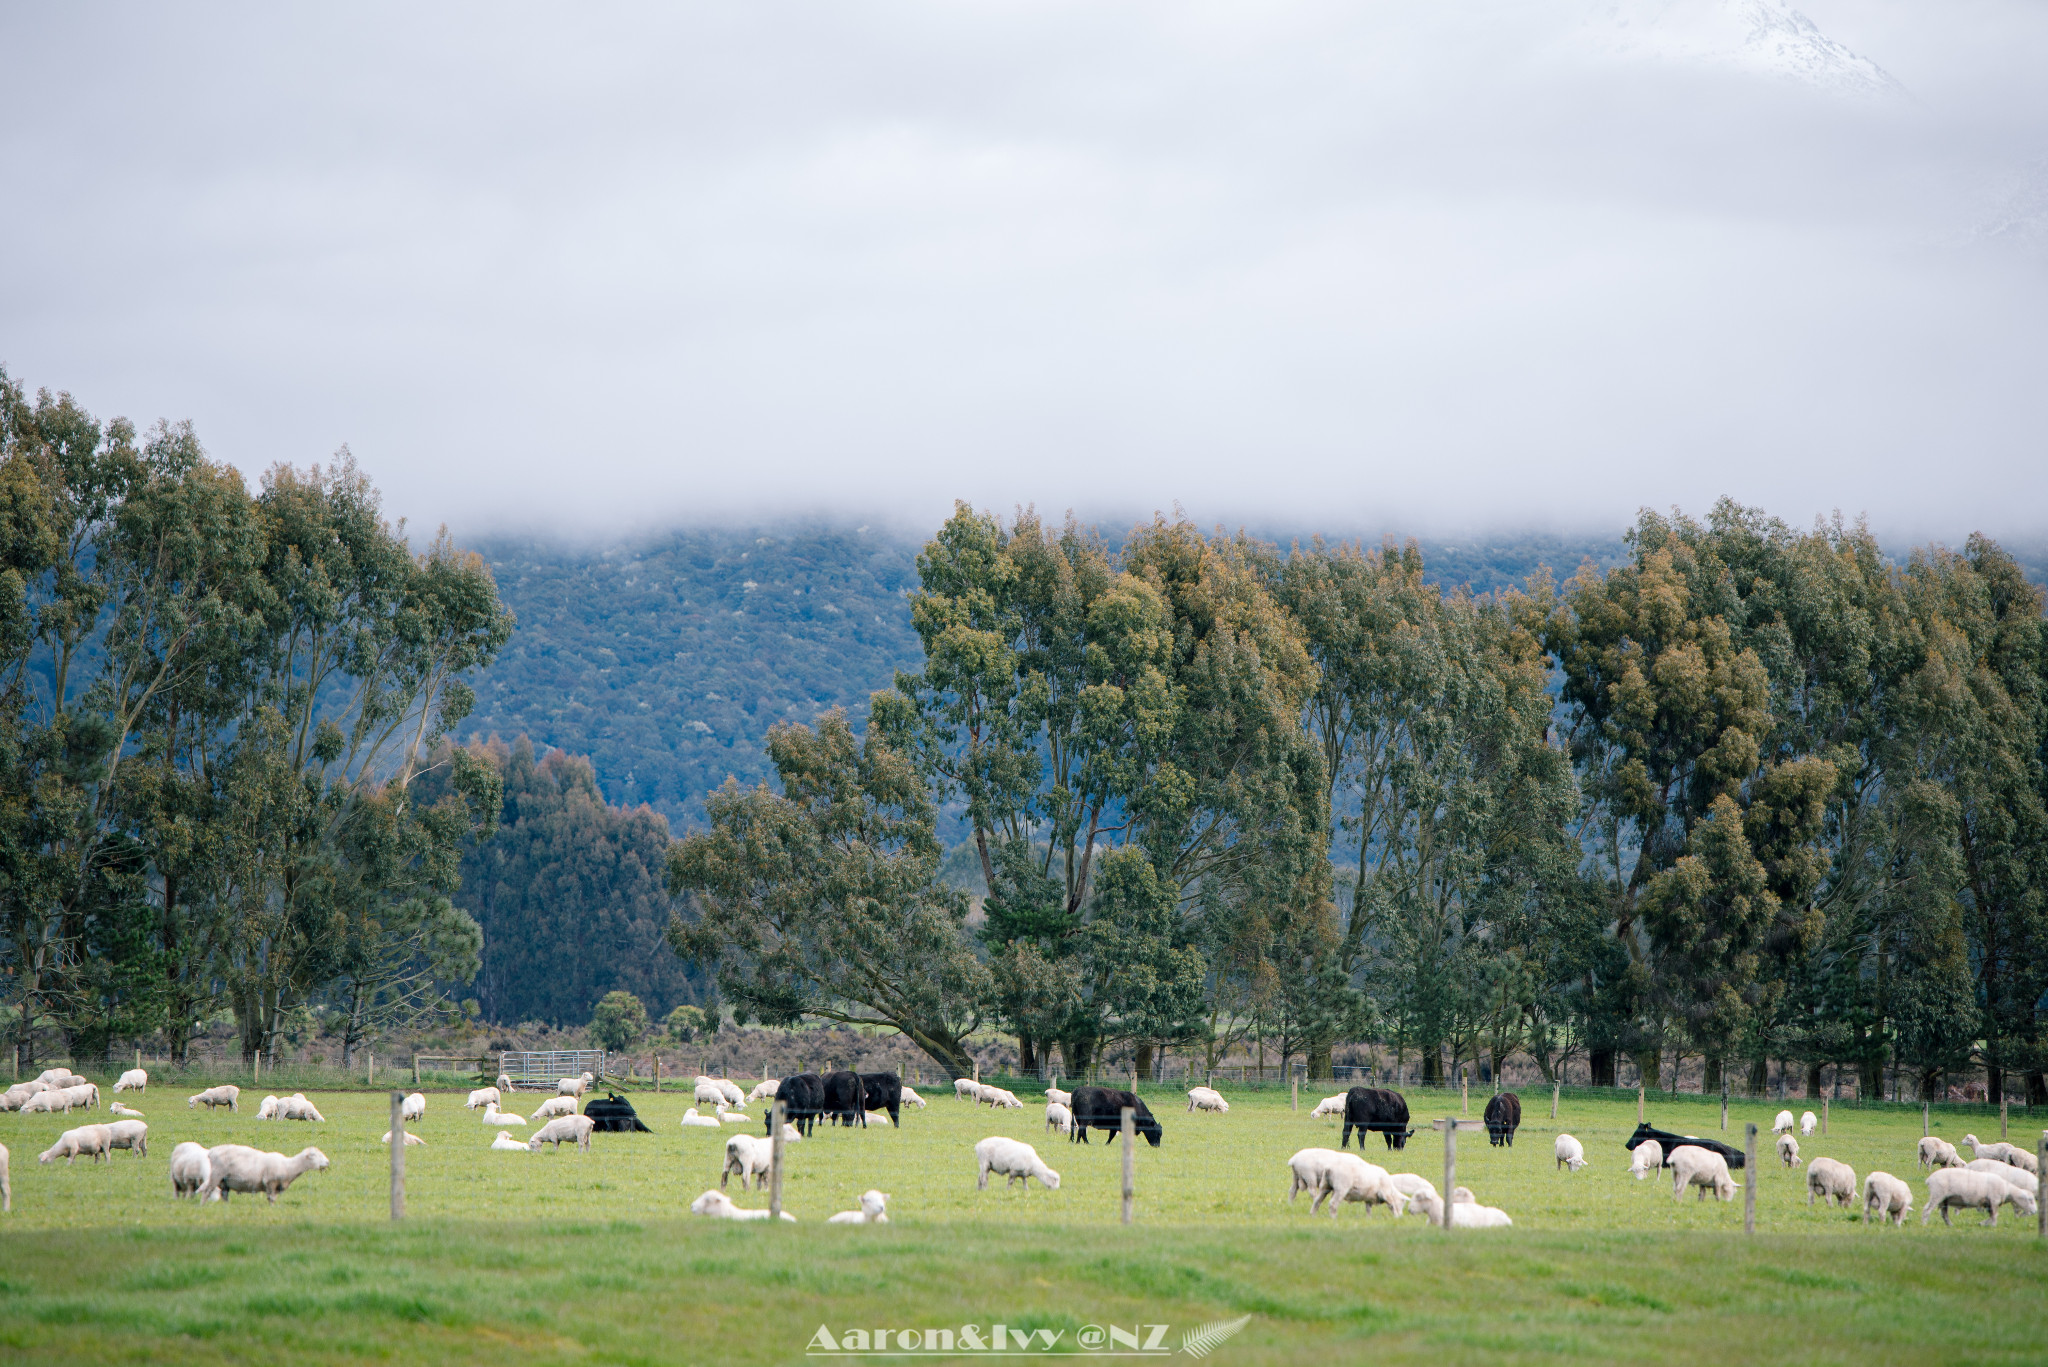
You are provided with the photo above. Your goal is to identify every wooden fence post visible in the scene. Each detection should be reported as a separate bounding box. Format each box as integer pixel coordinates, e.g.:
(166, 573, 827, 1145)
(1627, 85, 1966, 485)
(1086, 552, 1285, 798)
(390, 1091, 406, 1221)
(1551, 1081, 1559, 1121)
(2000, 1096, 2008, 1142)
(1637, 1082, 1645, 1125)
(1924, 1100, 1930, 1137)
(2038, 1133, 2046, 1241)
(1743, 1124, 1757, 1235)
(413, 1055, 420, 1088)
(253, 1053, 260, 1087)
(1460, 1068, 1468, 1115)
(1121, 1107, 1136, 1226)
(769, 1099, 787, 1221)
(1822, 1095, 1828, 1137)
(1292, 1075, 1299, 1112)
(1442, 1119, 1457, 1233)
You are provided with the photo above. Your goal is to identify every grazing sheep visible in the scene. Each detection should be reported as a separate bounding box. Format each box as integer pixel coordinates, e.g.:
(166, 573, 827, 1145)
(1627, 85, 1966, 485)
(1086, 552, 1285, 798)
(198, 1145, 330, 1204)
(1447, 1202, 1515, 1228)
(1310, 1153, 1409, 1219)
(1800, 1110, 1818, 1136)
(481, 1103, 527, 1128)
(1186, 1086, 1230, 1114)
(0, 1142, 8, 1213)
(105, 1119, 149, 1158)
(1962, 1137, 2039, 1174)
(1806, 1157, 1857, 1209)
(747, 1079, 781, 1103)
(1309, 1094, 1347, 1120)
(17, 1090, 61, 1115)
(723, 1134, 773, 1190)
(695, 1081, 728, 1107)
(716, 1080, 745, 1107)
(689, 1188, 795, 1221)
(169, 1141, 212, 1199)
(496, 1073, 514, 1092)
(1772, 1110, 1796, 1134)
(39, 1125, 114, 1165)
(380, 1131, 427, 1146)
(1630, 1140, 1664, 1180)
(900, 1086, 928, 1109)
(1287, 1147, 1343, 1203)
(557, 1072, 595, 1098)
(779, 1122, 803, 1144)
(1965, 1159, 2039, 1199)
(531, 1095, 578, 1121)
(528, 1115, 596, 1152)
(974, 1136, 1061, 1191)
(188, 1084, 241, 1112)
(1046, 1087, 1072, 1107)
(954, 1078, 982, 1101)
(400, 1093, 426, 1123)
(1554, 1134, 1587, 1172)
(1045, 1102, 1074, 1135)
(255, 1095, 281, 1120)
(1923, 1167, 2038, 1226)
(33, 1068, 70, 1086)
(491, 1132, 529, 1151)
(114, 1069, 148, 1093)
(1777, 1133, 1803, 1168)
(1864, 1171, 1912, 1227)
(466, 1087, 502, 1111)
(1671, 1146, 1738, 1203)
(979, 1086, 1023, 1110)
(680, 1108, 722, 1129)
(1386, 1172, 1440, 1206)
(828, 1189, 890, 1224)
(277, 1094, 325, 1122)
(41, 1083, 99, 1113)
(1, 1082, 44, 1111)
(110, 1101, 145, 1118)
(1918, 1136, 1963, 1170)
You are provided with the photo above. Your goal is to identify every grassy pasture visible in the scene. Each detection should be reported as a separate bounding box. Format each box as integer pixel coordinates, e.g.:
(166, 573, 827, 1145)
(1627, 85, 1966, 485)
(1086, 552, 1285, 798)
(1, 1081, 2042, 1364)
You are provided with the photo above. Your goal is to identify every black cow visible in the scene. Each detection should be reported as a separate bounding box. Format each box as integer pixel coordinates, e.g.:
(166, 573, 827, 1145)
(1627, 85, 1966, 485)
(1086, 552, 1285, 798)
(1067, 1086, 1163, 1147)
(583, 1093, 652, 1132)
(1340, 1087, 1414, 1150)
(1625, 1122, 1746, 1169)
(770, 1072, 825, 1138)
(822, 1070, 869, 1128)
(1483, 1092, 1522, 1147)
(859, 1071, 903, 1128)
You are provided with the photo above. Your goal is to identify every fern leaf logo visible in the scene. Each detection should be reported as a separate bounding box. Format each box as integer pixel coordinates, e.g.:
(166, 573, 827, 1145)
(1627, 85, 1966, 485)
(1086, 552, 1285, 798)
(1180, 1314, 1251, 1358)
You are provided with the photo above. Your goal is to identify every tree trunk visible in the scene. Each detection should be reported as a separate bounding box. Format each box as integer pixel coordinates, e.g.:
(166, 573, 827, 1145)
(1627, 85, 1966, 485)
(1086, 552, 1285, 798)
(2025, 1071, 2045, 1107)
(1422, 1049, 1444, 1084)
(1986, 1063, 2004, 1106)
(1060, 1034, 1095, 1079)
(1632, 1050, 1661, 1091)
(1308, 1043, 1333, 1083)
(1804, 1061, 1824, 1098)
(1018, 1033, 1038, 1077)
(1133, 1040, 1155, 1082)
(1703, 1056, 1723, 1096)
(1857, 1053, 1883, 1100)
(1589, 1048, 1616, 1088)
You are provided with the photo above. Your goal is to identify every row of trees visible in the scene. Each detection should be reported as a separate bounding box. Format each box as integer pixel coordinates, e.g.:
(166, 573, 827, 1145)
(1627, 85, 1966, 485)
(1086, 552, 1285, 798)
(670, 502, 2048, 1102)
(0, 372, 512, 1068)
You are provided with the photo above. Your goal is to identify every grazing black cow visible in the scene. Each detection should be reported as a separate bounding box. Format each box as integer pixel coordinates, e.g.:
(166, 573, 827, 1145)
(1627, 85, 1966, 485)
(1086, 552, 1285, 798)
(1483, 1092, 1522, 1147)
(1340, 1087, 1414, 1150)
(583, 1093, 652, 1132)
(821, 1070, 869, 1128)
(770, 1072, 826, 1138)
(859, 1071, 903, 1128)
(1625, 1122, 1746, 1169)
(1067, 1086, 1163, 1147)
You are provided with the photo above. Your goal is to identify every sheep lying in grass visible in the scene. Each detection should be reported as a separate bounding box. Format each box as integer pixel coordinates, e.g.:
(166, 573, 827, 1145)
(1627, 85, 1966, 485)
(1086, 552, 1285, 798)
(975, 1137, 1060, 1191)
(466, 1087, 501, 1111)
(114, 1069, 148, 1093)
(1923, 1167, 2037, 1226)
(198, 1145, 329, 1204)
(723, 1134, 773, 1191)
(680, 1108, 722, 1129)
(1777, 1133, 1802, 1168)
(255, 1095, 281, 1120)
(169, 1141, 211, 1199)
(278, 1094, 325, 1122)
(531, 1096, 577, 1121)
(1446, 1201, 1514, 1228)
(1965, 1160, 2038, 1199)
(979, 1086, 1023, 1110)
(748, 1079, 781, 1103)
(491, 1132, 529, 1151)
(400, 1093, 426, 1123)
(1800, 1111, 1818, 1136)
(1045, 1102, 1074, 1135)
(1918, 1136, 1963, 1170)
(1806, 1157, 1857, 1209)
(105, 1119, 148, 1158)
(1772, 1110, 1796, 1134)
(1309, 1094, 1347, 1120)
(1554, 1134, 1587, 1172)
(900, 1087, 927, 1109)
(1864, 1171, 1911, 1227)
(690, 1189, 795, 1221)
(1671, 1146, 1737, 1203)
(481, 1103, 527, 1128)
(1186, 1086, 1229, 1113)
(39, 1125, 113, 1165)
(828, 1190, 890, 1224)
(110, 1101, 144, 1118)
(188, 1084, 240, 1112)
(528, 1115, 596, 1152)
(1045, 1087, 1071, 1107)
(380, 1130, 427, 1146)
(717, 1105, 752, 1125)
(1629, 1140, 1664, 1180)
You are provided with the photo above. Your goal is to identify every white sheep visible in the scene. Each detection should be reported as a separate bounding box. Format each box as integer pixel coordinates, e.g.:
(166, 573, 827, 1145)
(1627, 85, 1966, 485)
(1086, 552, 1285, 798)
(197, 1144, 329, 1204)
(1045, 1087, 1071, 1107)
(716, 1080, 745, 1107)
(1923, 1167, 2038, 1226)
(1772, 1109, 1796, 1134)
(1286, 1149, 1348, 1204)
(40, 1124, 113, 1165)
(979, 1086, 1023, 1110)
(491, 1132, 530, 1151)
(1309, 1094, 1347, 1120)
(1863, 1171, 1912, 1227)
(1045, 1101, 1074, 1135)
(255, 1095, 281, 1120)
(110, 1101, 145, 1118)
(1806, 1156, 1857, 1209)
(690, 1188, 795, 1221)
(531, 1095, 578, 1121)
(188, 1084, 241, 1112)
(1186, 1086, 1230, 1113)
(114, 1068, 148, 1093)
(497, 1072, 515, 1092)
(974, 1136, 1061, 1190)
(1554, 1134, 1587, 1172)
(528, 1115, 596, 1151)
(46, 1083, 98, 1112)
(1629, 1140, 1664, 1180)
(169, 1141, 212, 1199)
(33, 1068, 69, 1086)
(954, 1078, 981, 1101)
(680, 1108, 722, 1129)
(1452, 1186, 1475, 1203)
(717, 1105, 753, 1124)
(380, 1131, 427, 1146)
(1386, 1172, 1440, 1206)
(0, 1082, 44, 1111)
(1800, 1110, 1818, 1136)
(278, 1094, 325, 1122)
(828, 1189, 890, 1224)
(695, 1081, 728, 1107)
(1447, 1201, 1514, 1228)
(1777, 1133, 1802, 1168)
(557, 1071, 595, 1098)
(466, 1086, 502, 1111)
(747, 1079, 781, 1103)
(1961, 1136, 2039, 1174)
(105, 1119, 149, 1158)
(18, 1090, 62, 1115)
(1310, 1153, 1408, 1219)
(1918, 1136, 1963, 1170)
(900, 1087, 927, 1109)
(723, 1134, 773, 1190)
(400, 1093, 426, 1123)
(1965, 1159, 2039, 1199)
(0, 1141, 8, 1213)
(779, 1122, 803, 1144)
(1671, 1146, 1737, 1203)
(481, 1103, 527, 1128)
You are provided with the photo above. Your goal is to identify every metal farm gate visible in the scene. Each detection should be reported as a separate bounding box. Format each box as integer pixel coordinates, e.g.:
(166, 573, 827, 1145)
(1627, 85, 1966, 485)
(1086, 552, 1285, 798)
(498, 1049, 607, 1092)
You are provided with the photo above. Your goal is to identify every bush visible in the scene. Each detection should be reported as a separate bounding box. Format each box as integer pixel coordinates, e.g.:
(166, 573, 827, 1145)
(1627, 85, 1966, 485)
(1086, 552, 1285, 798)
(589, 991, 650, 1052)
(665, 1004, 707, 1044)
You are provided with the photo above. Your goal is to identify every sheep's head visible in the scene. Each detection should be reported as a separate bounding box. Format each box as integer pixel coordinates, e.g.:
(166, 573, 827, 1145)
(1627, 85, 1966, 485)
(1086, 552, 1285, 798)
(1037, 1166, 1062, 1190)
(859, 1190, 889, 1216)
(690, 1190, 733, 1216)
(301, 1148, 331, 1171)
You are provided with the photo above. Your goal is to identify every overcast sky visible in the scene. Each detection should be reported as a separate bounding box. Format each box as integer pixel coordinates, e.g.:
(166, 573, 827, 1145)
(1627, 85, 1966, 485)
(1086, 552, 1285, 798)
(2, 1, 2043, 545)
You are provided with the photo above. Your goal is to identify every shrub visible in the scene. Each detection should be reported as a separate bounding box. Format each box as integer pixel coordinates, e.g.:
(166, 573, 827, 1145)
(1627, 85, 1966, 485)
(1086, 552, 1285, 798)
(590, 991, 649, 1052)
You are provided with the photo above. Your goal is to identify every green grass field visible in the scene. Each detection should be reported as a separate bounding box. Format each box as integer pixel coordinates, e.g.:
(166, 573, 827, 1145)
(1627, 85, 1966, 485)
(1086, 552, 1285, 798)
(2, 1080, 2043, 1364)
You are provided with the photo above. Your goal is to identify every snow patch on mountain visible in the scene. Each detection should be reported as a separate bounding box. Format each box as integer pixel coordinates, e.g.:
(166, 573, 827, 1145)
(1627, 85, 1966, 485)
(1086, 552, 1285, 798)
(1585, 0, 1906, 99)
